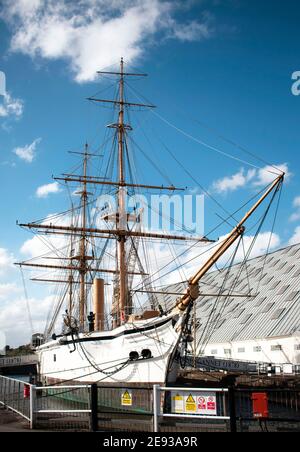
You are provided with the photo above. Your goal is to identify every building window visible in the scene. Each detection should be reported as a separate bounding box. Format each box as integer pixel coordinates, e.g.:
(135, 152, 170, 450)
(276, 286, 290, 296)
(270, 280, 281, 290)
(240, 314, 252, 324)
(271, 345, 282, 351)
(255, 297, 267, 307)
(294, 345, 300, 351)
(261, 302, 275, 313)
(211, 350, 218, 355)
(253, 346, 262, 352)
(238, 348, 245, 353)
(284, 291, 300, 302)
(271, 308, 285, 320)
(53, 354, 56, 362)
(224, 349, 231, 356)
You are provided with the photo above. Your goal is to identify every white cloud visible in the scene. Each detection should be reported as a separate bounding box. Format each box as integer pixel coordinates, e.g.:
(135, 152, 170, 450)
(212, 163, 290, 194)
(289, 226, 300, 246)
(294, 196, 300, 208)
(0, 293, 55, 346)
(1, 0, 214, 83)
(20, 213, 73, 259)
(0, 248, 14, 275)
(36, 181, 61, 198)
(289, 196, 300, 222)
(254, 163, 290, 187)
(13, 138, 41, 163)
(0, 92, 24, 119)
(213, 168, 256, 194)
(142, 230, 281, 288)
(0, 283, 21, 300)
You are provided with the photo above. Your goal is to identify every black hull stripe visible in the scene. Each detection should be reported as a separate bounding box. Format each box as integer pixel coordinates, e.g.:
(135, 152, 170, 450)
(57, 317, 173, 346)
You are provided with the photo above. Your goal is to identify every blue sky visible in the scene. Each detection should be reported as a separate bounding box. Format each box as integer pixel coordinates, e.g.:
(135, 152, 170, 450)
(0, 0, 300, 346)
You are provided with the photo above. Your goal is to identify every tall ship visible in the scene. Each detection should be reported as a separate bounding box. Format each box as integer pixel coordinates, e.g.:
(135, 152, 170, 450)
(16, 59, 284, 386)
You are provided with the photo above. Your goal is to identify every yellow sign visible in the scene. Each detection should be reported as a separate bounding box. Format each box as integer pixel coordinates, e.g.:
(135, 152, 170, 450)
(121, 390, 132, 406)
(172, 393, 184, 413)
(185, 394, 196, 412)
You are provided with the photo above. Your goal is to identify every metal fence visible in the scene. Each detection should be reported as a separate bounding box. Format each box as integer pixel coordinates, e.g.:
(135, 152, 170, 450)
(0, 376, 91, 430)
(1, 375, 300, 432)
(34, 385, 91, 430)
(153, 386, 230, 433)
(95, 385, 154, 432)
(234, 388, 300, 432)
(0, 375, 32, 422)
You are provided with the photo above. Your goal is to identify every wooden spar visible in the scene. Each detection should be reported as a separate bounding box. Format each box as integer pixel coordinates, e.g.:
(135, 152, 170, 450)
(132, 289, 255, 297)
(31, 278, 93, 284)
(18, 222, 212, 242)
(176, 174, 284, 312)
(15, 262, 148, 275)
(87, 98, 156, 109)
(54, 176, 185, 192)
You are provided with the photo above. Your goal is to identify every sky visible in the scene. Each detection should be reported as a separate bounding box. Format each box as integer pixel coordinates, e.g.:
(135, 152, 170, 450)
(0, 0, 300, 346)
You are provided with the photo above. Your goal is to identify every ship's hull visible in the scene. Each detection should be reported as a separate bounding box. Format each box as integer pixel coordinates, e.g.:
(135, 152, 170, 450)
(37, 314, 182, 385)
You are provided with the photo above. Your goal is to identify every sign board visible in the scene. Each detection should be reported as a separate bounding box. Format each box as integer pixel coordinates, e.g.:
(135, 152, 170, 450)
(172, 393, 184, 413)
(185, 393, 197, 413)
(121, 389, 132, 406)
(171, 390, 217, 416)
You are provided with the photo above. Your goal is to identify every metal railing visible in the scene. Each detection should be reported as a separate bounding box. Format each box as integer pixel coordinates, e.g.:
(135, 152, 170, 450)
(153, 386, 230, 432)
(1, 375, 300, 432)
(0, 375, 33, 422)
(0, 376, 91, 430)
(33, 384, 91, 430)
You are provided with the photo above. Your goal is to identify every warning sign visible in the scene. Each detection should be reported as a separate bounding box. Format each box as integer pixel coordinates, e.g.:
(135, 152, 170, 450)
(121, 389, 132, 406)
(172, 393, 184, 413)
(207, 396, 216, 411)
(197, 396, 206, 411)
(197, 393, 217, 415)
(185, 394, 197, 412)
(171, 390, 217, 415)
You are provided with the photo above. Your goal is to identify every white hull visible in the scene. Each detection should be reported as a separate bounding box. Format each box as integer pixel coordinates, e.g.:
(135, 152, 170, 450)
(37, 314, 183, 385)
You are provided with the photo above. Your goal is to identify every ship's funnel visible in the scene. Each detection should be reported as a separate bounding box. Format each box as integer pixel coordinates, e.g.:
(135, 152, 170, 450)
(93, 278, 105, 331)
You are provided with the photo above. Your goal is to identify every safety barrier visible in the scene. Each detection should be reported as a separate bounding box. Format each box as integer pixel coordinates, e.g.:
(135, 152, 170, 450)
(153, 386, 230, 432)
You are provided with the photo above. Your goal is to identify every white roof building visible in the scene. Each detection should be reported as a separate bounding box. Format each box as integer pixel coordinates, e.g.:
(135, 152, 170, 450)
(156, 242, 300, 365)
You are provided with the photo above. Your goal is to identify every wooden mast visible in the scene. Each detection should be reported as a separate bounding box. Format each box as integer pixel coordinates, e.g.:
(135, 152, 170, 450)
(117, 57, 127, 326)
(79, 143, 88, 329)
(175, 174, 284, 312)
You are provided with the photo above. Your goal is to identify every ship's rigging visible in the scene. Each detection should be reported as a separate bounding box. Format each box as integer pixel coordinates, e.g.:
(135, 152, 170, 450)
(16, 59, 284, 359)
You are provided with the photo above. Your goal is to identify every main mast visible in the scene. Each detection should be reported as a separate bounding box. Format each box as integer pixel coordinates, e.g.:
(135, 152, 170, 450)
(79, 144, 89, 329)
(117, 58, 127, 325)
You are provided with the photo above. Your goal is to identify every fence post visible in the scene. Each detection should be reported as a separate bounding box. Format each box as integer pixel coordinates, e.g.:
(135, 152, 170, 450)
(228, 386, 237, 433)
(30, 385, 36, 430)
(90, 383, 98, 432)
(153, 384, 160, 433)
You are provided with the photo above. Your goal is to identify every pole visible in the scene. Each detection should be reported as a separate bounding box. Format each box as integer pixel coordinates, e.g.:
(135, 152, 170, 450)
(90, 383, 98, 432)
(30, 385, 36, 430)
(153, 384, 160, 432)
(228, 386, 237, 433)
(117, 57, 127, 326)
(79, 144, 88, 329)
